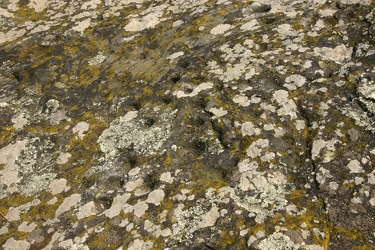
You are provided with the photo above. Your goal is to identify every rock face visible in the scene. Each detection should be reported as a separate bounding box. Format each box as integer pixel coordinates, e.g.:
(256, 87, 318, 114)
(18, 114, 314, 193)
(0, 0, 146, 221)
(0, 0, 375, 249)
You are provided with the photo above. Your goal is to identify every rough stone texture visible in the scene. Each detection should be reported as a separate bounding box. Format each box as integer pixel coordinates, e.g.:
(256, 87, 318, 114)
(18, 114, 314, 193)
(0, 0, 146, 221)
(0, 0, 375, 249)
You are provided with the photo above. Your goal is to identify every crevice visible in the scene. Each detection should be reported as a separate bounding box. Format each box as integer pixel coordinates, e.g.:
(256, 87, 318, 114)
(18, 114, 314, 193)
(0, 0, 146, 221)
(210, 119, 229, 150)
(297, 103, 326, 210)
(205, 244, 216, 250)
(353, 76, 375, 119)
(356, 97, 375, 118)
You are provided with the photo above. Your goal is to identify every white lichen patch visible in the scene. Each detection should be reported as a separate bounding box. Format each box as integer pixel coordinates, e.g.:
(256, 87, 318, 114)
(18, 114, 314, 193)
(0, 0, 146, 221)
(160, 172, 174, 183)
(277, 23, 299, 40)
(48, 197, 58, 205)
(17, 138, 57, 196)
(28, 0, 49, 12)
(0, 140, 27, 195)
(98, 108, 177, 156)
(368, 169, 375, 184)
(311, 139, 339, 162)
(273, 90, 298, 120)
(3, 238, 30, 250)
(46, 99, 60, 112)
(88, 52, 106, 66)
(173, 159, 290, 242)
(5, 206, 21, 221)
(210, 24, 232, 35)
(0, 137, 58, 197)
(56, 152, 71, 164)
(338, 0, 372, 5)
(144, 220, 172, 237)
(146, 189, 165, 206)
(316, 168, 332, 185)
(77, 201, 98, 219)
(284, 74, 306, 90)
(49, 178, 70, 195)
(73, 121, 89, 138)
(228, 159, 290, 223)
(233, 94, 250, 107)
(72, 18, 91, 34)
(346, 159, 364, 174)
(258, 232, 296, 250)
(329, 181, 339, 191)
(18, 221, 37, 233)
(128, 239, 153, 250)
(125, 11, 163, 32)
(103, 193, 131, 218)
(0, 225, 8, 235)
(0, 29, 27, 44)
(207, 41, 257, 83)
(167, 51, 184, 61)
(209, 107, 228, 119)
(314, 44, 352, 63)
(242, 122, 261, 136)
(11, 112, 29, 130)
(173, 82, 213, 98)
(50, 110, 68, 125)
(295, 120, 306, 131)
(240, 19, 259, 31)
(125, 178, 144, 192)
(55, 194, 82, 217)
(131, 200, 149, 217)
(81, 0, 102, 10)
(172, 204, 211, 241)
(247, 139, 270, 158)
(197, 205, 220, 228)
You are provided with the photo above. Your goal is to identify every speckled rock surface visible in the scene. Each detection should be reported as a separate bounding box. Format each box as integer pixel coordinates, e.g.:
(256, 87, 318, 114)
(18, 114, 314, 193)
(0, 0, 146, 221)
(1, 0, 375, 249)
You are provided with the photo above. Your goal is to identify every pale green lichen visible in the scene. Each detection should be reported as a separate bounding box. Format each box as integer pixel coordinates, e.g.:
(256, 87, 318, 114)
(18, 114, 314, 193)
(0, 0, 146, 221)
(258, 232, 296, 250)
(98, 108, 177, 156)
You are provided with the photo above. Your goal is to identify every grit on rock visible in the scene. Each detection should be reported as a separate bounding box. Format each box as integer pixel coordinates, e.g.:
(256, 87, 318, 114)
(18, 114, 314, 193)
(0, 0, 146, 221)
(0, 0, 375, 249)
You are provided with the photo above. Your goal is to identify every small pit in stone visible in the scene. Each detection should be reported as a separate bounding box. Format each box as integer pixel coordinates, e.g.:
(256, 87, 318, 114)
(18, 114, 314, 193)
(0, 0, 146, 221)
(162, 95, 173, 104)
(178, 59, 190, 68)
(253, 4, 272, 13)
(131, 100, 141, 110)
(192, 138, 208, 154)
(144, 117, 155, 127)
(169, 73, 181, 83)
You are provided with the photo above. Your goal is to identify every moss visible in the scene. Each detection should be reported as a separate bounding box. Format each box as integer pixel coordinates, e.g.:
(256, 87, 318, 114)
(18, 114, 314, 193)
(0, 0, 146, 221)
(2, 194, 34, 208)
(351, 245, 375, 250)
(162, 153, 173, 167)
(23, 197, 61, 221)
(219, 230, 238, 248)
(190, 173, 229, 196)
(285, 190, 330, 244)
(87, 223, 123, 249)
(0, 125, 16, 147)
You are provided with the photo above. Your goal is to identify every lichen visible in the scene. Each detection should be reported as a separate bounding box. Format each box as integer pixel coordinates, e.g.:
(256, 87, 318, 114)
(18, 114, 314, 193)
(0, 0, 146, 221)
(98, 108, 177, 156)
(1, 0, 375, 249)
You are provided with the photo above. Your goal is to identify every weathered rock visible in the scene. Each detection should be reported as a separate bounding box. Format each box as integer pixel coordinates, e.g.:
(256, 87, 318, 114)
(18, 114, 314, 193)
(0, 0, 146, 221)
(0, 0, 375, 249)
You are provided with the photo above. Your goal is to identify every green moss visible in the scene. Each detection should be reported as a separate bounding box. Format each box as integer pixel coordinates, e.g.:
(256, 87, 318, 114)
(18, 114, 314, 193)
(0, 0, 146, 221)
(0, 126, 16, 147)
(190, 171, 229, 195)
(2, 194, 34, 208)
(15, 4, 49, 24)
(219, 230, 239, 248)
(332, 226, 374, 248)
(351, 245, 375, 250)
(24, 194, 62, 220)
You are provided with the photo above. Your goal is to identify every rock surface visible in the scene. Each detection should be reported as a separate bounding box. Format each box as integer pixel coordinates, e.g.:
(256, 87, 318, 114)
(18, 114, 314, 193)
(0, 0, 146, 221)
(1, 0, 375, 249)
